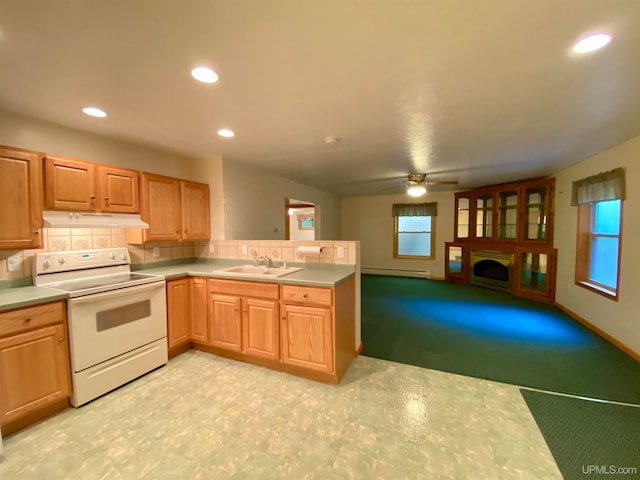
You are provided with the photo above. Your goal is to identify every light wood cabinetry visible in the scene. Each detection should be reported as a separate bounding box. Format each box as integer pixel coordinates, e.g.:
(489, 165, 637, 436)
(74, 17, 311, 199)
(44, 155, 139, 213)
(126, 173, 210, 243)
(0, 301, 71, 434)
(190, 277, 209, 344)
(166, 278, 190, 351)
(207, 279, 280, 359)
(281, 303, 333, 373)
(169, 275, 356, 384)
(450, 177, 557, 302)
(0, 146, 43, 250)
(181, 181, 210, 241)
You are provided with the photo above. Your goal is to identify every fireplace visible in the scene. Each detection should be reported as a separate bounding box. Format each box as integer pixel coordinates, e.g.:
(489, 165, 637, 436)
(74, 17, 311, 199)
(470, 250, 513, 292)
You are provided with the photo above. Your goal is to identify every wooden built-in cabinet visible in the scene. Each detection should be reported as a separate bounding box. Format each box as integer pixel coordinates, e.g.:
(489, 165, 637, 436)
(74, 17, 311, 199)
(165, 276, 356, 383)
(44, 154, 140, 213)
(449, 177, 557, 302)
(126, 173, 210, 243)
(0, 146, 43, 250)
(0, 301, 71, 435)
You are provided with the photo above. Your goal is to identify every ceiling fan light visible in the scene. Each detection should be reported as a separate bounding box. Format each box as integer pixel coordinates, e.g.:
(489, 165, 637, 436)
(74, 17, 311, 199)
(407, 185, 427, 197)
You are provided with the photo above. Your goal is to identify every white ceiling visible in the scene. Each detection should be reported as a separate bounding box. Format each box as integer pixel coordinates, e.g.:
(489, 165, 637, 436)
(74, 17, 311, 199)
(1, 0, 639, 196)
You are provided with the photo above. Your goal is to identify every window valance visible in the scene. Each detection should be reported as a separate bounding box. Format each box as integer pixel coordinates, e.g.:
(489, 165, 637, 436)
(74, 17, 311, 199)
(391, 202, 438, 217)
(571, 167, 625, 206)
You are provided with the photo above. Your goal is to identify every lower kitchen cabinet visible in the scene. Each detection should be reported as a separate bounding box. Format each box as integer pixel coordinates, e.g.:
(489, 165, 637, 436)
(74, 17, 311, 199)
(0, 301, 71, 434)
(207, 279, 280, 359)
(166, 278, 191, 352)
(169, 275, 356, 384)
(281, 303, 332, 373)
(190, 277, 209, 344)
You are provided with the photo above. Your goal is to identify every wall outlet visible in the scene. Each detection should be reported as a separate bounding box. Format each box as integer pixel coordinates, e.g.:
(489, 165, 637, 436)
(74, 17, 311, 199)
(209, 243, 215, 254)
(336, 246, 345, 259)
(6, 254, 21, 272)
(241, 244, 248, 255)
(152, 246, 160, 258)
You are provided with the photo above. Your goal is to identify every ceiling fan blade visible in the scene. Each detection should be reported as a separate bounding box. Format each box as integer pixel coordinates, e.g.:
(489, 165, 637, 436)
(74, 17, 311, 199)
(425, 180, 458, 185)
(379, 185, 405, 192)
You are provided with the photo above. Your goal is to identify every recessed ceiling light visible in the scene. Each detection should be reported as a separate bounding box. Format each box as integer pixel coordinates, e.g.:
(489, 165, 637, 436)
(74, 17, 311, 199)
(573, 33, 612, 54)
(191, 66, 219, 83)
(82, 107, 107, 118)
(217, 129, 235, 138)
(407, 185, 427, 197)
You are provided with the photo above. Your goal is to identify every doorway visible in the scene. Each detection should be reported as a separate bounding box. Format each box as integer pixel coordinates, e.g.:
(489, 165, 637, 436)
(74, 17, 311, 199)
(285, 198, 315, 240)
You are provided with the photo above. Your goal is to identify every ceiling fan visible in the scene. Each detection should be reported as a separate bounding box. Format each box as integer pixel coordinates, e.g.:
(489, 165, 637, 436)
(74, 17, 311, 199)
(382, 173, 458, 196)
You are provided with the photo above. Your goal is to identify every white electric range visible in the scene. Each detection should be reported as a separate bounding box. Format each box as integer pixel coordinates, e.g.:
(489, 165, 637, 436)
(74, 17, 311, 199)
(34, 248, 168, 407)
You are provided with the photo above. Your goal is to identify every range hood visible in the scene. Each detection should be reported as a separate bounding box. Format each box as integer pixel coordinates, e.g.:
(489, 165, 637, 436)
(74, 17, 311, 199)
(43, 211, 149, 229)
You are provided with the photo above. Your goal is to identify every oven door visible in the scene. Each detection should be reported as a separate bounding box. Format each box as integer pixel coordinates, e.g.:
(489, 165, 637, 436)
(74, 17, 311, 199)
(67, 281, 167, 372)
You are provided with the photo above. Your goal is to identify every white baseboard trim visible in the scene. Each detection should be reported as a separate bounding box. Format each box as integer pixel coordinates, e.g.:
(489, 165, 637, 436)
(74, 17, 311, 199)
(361, 267, 435, 279)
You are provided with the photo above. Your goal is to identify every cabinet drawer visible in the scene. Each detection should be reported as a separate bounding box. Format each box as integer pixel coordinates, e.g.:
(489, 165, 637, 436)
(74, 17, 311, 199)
(282, 285, 333, 306)
(207, 279, 279, 300)
(0, 301, 65, 337)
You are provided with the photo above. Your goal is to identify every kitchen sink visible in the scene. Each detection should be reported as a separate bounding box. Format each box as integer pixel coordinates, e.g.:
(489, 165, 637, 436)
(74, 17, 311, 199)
(213, 264, 303, 278)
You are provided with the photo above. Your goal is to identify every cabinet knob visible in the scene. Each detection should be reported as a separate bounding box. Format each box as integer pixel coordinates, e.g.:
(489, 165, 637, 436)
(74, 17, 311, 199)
(303, 294, 308, 298)
(58, 338, 64, 343)
(234, 307, 239, 311)
(242, 308, 247, 313)
(23, 316, 31, 324)
(34, 230, 39, 235)
(281, 316, 286, 320)
(104, 196, 109, 205)
(176, 230, 180, 234)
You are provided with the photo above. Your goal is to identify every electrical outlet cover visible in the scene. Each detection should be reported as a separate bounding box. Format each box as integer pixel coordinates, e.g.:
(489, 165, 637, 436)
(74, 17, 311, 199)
(6, 254, 21, 272)
(336, 246, 345, 259)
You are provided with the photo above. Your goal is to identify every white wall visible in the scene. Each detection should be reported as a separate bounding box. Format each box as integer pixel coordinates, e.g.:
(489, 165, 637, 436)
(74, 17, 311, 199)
(289, 207, 315, 240)
(221, 158, 342, 240)
(0, 109, 201, 180)
(554, 134, 640, 355)
(341, 191, 454, 278)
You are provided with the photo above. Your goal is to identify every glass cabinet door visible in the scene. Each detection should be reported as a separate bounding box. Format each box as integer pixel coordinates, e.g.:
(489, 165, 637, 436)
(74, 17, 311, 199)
(475, 194, 493, 239)
(524, 186, 548, 241)
(497, 190, 518, 240)
(445, 243, 467, 282)
(455, 196, 471, 239)
(517, 251, 549, 295)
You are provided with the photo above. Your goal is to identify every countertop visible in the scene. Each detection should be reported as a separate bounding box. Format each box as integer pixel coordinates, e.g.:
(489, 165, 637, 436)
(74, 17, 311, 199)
(0, 259, 355, 313)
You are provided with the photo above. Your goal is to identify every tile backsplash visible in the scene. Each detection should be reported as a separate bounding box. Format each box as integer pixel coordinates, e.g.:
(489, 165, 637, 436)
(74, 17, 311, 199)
(196, 240, 358, 265)
(1, 234, 356, 284)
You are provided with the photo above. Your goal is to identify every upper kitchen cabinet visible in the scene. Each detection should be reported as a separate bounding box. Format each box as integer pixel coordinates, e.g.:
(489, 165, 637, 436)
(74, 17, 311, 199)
(44, 155, 139, 213)
(181, 181, 210, 241)
(0, 146, 43, 250)
(126, 173, 210, 243)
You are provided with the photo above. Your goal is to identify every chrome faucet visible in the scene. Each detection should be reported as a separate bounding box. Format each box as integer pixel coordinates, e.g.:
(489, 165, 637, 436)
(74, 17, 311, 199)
(259, 255, 274, 269)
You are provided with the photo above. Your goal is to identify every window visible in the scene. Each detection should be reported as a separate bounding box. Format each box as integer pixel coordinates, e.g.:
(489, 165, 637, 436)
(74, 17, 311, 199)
(572, 167, 625, 300)
(576, 199, 622, 299)
(394, 215, 435, 259)
(391, 202, 437, 260)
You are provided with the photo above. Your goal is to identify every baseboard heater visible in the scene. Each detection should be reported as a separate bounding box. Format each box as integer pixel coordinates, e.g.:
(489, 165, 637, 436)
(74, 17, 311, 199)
(362, 267, 433, 279)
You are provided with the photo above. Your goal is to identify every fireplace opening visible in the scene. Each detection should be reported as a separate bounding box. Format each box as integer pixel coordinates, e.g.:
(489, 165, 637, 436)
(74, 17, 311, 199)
(470, 251, 513, 292)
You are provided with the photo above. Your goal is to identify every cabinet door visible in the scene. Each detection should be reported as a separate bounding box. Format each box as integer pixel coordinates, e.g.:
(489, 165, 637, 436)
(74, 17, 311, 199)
(522, 182, 553, 244)
(98, 166, 140, 213)
(475, 193, 494, 239)
(445, 243, 468, 283)
(44, 155, 97, 211)
(281, 304, 333, 373)
(208, 293, 242, 352)
(190, 277, 209, 343)
(0, 324, 71, 425)
(141, 173, 181, 241)
(513, 247, 556, 302)
(242, 298, 279, 360)
(497, 189, 519, 241)
(0, 148, 42, 250)
(181, 181, 210, 240)
(166, 279, 190, 349)
(454, 194, 472, 240)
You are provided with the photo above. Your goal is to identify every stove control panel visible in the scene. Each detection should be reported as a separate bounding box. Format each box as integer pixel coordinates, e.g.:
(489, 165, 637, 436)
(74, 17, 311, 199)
(34, 248, 131, 274)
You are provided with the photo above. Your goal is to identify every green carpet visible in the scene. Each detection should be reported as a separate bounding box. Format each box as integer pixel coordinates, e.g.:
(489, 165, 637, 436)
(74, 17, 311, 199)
(361, 274, 640, 404)
(521, 390, 640, 480)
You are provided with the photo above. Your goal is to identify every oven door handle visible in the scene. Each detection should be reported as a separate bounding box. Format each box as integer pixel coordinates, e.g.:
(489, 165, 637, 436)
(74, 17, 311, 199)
(68, 281, 165, 305)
